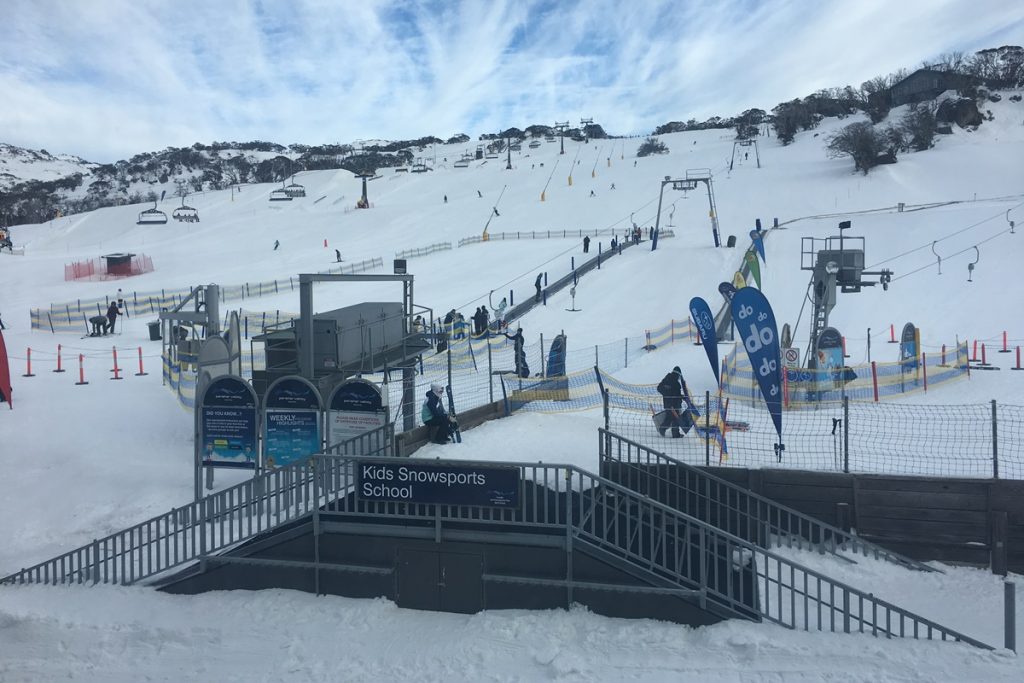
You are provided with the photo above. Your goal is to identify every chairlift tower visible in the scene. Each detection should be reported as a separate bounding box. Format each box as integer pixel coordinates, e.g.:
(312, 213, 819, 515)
(355, 170, 374, 209)
(800, 221, 893, 368)
(554, 121, 570, 155)
(729, 138, 761, 171)
(652, 169, 722, 247)
(579, 117, 593, 144)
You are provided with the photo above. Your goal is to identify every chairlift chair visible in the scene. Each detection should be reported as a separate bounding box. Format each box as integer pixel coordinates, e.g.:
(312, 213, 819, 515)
(269, 188, 292, 201)
(284, 183, 306, 198)
(136, 202, 168, 225)
(172, 205, 199, 223)
(529, 140, 541, 149)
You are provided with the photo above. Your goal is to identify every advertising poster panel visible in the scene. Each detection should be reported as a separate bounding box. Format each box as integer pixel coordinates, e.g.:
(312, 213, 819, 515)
(263, 376, 322, 469)
(199, 376, 258, 469)
(327, 378, 388, 450)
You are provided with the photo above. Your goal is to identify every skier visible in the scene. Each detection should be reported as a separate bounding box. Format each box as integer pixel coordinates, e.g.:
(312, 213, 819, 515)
(273, 240, 280, 251)
(477, 190, 482, 198)
(505, 327, 530, 378)
(443, 195, 448, 203)
(656, 366, 695, 438)
(534, 273, 543, 302)
(589, 190, 595, 197)
(335, 248, 342, 262)
(105, 300, 121, 335)
(610, 183, 616, 190)
(583, 235, 590, 253)
(422, 383, 458, 444)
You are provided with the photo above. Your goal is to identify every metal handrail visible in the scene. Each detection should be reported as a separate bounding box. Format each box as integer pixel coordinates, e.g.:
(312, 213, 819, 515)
(598, 428, 938, 573)
(1, 453, 991, 649)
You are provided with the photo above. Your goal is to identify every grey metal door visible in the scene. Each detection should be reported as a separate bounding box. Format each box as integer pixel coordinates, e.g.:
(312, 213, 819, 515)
(439, 552, 483, 614)
(395, 549, 483, 614)
(396, 549, 440, 611)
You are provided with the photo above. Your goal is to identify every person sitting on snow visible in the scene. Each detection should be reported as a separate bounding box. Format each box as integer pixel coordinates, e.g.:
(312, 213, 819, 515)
(422, 383, 457, 444)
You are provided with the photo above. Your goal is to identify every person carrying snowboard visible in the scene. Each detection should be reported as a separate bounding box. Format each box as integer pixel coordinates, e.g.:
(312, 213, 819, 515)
(422, 383, 457, 444)
(656, 366, 694, 438)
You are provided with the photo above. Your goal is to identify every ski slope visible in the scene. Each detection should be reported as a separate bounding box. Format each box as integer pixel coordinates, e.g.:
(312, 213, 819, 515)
(1, 93, 1023, 680)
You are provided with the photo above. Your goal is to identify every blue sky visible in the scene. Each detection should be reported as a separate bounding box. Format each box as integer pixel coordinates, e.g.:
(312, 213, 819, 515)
(2, 0, 1021, 162)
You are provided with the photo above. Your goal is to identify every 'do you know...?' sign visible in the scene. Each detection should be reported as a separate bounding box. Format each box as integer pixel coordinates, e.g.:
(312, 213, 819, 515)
(359, 461, 520, 508)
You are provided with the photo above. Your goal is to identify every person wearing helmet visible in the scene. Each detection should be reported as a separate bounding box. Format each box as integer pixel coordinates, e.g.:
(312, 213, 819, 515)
(422, 382, 457, 444)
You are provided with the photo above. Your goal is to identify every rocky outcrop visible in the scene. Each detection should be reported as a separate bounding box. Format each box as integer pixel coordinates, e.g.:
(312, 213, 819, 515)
(936, 98, 983, 128)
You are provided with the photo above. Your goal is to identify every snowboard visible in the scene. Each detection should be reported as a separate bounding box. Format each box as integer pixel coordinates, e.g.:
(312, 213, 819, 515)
(445, 384, 463, 443)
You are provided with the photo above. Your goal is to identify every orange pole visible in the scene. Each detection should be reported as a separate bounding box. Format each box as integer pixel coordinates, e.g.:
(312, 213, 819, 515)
(111, 347, 123, 380)
(136, 347, 148, 376)
(75, 354, 88, 385)
(54, 344, 66, 373)
(23, 348, 34, 377)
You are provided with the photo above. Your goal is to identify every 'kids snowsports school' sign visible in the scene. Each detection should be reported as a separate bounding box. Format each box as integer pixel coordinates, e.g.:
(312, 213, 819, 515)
(358, 461, 519, 508)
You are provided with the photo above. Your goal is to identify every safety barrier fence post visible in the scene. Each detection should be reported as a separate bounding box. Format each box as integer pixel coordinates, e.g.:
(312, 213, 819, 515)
(54, 345, 65, 373)
(136, 347, 148, 376)
(75, 354, 88, 385)
(111, 347, 123, 380)
(871, 361, 879, 402)
(922, 353, 928, 392)
(22, 348, 34, 377)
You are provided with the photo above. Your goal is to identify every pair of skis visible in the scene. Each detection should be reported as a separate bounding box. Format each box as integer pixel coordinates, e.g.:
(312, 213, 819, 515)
(445, 384, 463, 443)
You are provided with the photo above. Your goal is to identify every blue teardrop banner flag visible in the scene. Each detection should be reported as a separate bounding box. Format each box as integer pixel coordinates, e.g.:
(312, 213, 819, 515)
(688, 297, 719, 386)
(749, 229, 766, 263)
(730, 287, 782, 439)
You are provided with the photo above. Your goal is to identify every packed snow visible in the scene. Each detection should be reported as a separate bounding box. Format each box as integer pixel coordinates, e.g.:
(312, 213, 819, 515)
(1, 93, 1023, 680)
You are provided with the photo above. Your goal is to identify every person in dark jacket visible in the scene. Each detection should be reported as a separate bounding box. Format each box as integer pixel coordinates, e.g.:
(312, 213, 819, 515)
(423, 383, 457, 444)
(583, 235, 590, 253)
(656, 366, 694, 437)
(505, 327, 530, 377)
(89, 315, 107, 336)
(534, 274, 543, 302)
(105, 301, 120, 334)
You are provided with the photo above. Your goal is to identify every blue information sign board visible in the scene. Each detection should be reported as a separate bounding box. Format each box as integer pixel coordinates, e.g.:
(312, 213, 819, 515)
(200, 376, 258, 469)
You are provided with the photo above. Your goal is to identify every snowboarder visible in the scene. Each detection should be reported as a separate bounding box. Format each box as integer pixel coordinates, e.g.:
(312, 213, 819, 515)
(493, 297, 507, 331)
(477, 190, 482, 198)
(589, 190, 595, 197)
(583, 235, 590, 253)
(273, 240, 280, 251)
(534, 274, 543, 302)
(656, 366, 695, 438)
(443, 195, 448, 203)
(505, 327, 530, 378)
(610, 183, 616, 190)
(335, 248, 342, 262)
(422, 383, 458, 444)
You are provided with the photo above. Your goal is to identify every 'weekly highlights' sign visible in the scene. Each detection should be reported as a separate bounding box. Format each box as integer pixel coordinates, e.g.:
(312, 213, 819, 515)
(358, 461, 519, 508)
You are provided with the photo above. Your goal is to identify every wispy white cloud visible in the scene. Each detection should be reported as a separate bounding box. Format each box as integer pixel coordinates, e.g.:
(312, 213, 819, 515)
(2, 0, 1021, 161)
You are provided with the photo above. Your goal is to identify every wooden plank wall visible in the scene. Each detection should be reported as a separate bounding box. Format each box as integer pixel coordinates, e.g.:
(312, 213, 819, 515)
(703, 466, 1024, 572)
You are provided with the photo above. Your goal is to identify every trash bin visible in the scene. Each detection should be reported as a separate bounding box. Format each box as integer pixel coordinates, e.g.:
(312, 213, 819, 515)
(147, 321, 162, 341)
(726, 235, 737, 248)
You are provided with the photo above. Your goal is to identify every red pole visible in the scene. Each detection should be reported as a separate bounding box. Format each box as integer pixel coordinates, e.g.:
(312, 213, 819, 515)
(842, 336, 848, 358)
(972, 339, 978, 361)
(871, 361, 879, 402)
(1002, 331, 1010, 353)
(22, 348, 35, 377)
(982, 343, 988, 366)
(136, 347, 148, 376)
(75, 354, 88, 385)
(1015, 346, 1022, 371)
(53, 344, 66, 373)
(889, 324, 896, 343)
(111, 347, 123, 380)
(922, 352, 928, 392)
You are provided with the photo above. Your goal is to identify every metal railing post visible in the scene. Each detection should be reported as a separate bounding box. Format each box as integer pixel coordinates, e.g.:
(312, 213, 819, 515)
(705, 391, 711, 467)
(487, 338, 494, 404)
(1006, 581, 1017, 653)
(843, 396, 850, 473)
(992, 399, 999, 479)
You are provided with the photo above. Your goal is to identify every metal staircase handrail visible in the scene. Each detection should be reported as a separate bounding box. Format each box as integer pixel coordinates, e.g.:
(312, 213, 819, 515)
(0, 425, 393, 588)
(599, 428, 938, 573)
(1, 453, 991, 649)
